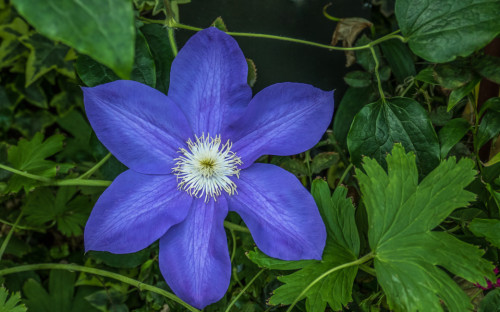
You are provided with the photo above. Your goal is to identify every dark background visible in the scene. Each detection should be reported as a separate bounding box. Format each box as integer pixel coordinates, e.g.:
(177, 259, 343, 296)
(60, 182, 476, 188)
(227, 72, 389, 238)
(175, 0, 371, 101)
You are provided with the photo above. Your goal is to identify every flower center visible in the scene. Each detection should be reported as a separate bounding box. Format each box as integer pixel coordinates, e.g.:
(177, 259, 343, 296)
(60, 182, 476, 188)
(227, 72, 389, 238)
(172, 133, 242, 201)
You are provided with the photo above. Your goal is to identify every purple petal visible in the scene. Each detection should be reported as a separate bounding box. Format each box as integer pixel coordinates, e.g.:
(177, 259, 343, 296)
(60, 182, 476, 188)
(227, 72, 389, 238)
(228, 83, 334, 168)
(159, 197, 230, 309)
(83, 80, 190, 174)
(226, 163, 326, 260)
(168, 27, 252, 136)
(85, 170, 192, 254)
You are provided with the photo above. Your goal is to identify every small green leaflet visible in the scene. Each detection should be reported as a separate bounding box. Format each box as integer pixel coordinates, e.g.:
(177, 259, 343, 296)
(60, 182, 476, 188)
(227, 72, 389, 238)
(0, 17, 29, 70)
(23, 187, 91, 236)
(0, 287, 26, 312)
(265, 182, 360, 311)
(5, 132, 72, 193)
(469, 218, 500, 248)
(357, 144, 494, 312)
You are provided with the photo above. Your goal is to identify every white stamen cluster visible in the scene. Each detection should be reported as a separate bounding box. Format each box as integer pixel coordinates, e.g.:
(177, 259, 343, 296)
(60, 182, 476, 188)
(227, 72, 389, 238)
(172, 133, 242, 201)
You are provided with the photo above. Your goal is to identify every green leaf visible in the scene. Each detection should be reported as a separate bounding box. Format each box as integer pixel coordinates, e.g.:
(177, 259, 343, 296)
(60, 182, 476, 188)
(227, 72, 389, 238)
(246, 58, 257, 88)
(87, 249, 150, 269)
(479, 289, 500, 312)
(76, 29, 155, 88)
(469, 218, 500, 248)
(355, 35, 381, 73)
(0, 17, 29, 70)
(347, 97, 440, 175)
(414, 67, 438, 85)
(211, 16, 228, 32)
(333, 86, 377, 148)
(19, 33, 75, 87)
(473, 55, 500, 84)
(24, 187, 91, 236)
(447, 76, 481, 111)
(356, 144, 494, 311)
(438, 118, 471, 159)
(310, 152, 339, 174)
(12, 0, 135, 78)
(344, 70, 372, 88)
(477, 108, 500, 150)
(140, 23, 175, 94)
(0, 287, 26, 312)
(247, 248, 315, 270)
(396, 0, 500, 63)
(6, 133, 69, 193)
(23, 271, 98, 312)
(379, 39, 416, 83)
(269, 242, 358, 311)
(434, 62, 474, 89)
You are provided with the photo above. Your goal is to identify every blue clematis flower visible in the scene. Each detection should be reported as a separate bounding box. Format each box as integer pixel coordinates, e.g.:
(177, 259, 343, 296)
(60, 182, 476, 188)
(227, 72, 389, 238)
(83, 27, 333, 309)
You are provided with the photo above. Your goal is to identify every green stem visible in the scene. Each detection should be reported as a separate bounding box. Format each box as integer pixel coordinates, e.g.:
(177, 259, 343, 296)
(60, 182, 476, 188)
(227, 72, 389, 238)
(336, 163, 353, 188)
(0, 263, 200, 312)
(78, 153, 111, 180)
(230, 229, 237, 263)
(171, 21, 405, 51)
(167, 27, 178, 56)
(286, 252, 375, 312)
(0, 218, 43, 232)
(370, 46, 385, 103)
(224, 221, 250, 233)
(47, 179, 112, 187)
(0, 212, 23, 261)
(0, 163, 51, 182)
(225, 269, 265, 312)
(322, 3, 341, 22)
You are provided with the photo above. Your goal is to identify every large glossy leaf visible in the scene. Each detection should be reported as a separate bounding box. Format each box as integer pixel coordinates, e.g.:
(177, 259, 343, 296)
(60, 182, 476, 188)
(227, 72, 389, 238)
(396, 0, 500, 63)
(379, 39, 416, 83)
(357, 144, 494, 311)
(347, 97, 439, 175)
(12, 0, 134, 78)
(469, 218, 500, 248)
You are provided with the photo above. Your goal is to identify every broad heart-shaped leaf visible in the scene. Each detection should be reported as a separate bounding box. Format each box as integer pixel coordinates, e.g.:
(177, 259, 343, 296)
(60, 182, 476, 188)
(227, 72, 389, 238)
(469, 218, 500, 248)
(438, 118, 471, 159)
(347, 97, 440, 176)
(19, 33, 75, 87)
(76, 29, 155, 88)
(0, 287, 26, 312)
(356, 144, 494, 312)
(5, 133, 72, 193)
(23, 187, 91, 236)
(12, 0, 134, 79)
(268, 182, 360, 311)
(396, 0, 500, 63)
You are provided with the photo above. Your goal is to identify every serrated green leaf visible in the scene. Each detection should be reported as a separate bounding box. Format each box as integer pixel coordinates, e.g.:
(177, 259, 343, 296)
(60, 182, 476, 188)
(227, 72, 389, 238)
(12, 0, 135, 78)
(396, 0, 500, 63)
(312, 180, 360, 256)
(379, 39, 416, 83)
(140, 23, 175, 94)
(6, 133, 69, 193)
(473, 55, 500, 84)
(19, 33, 75, 87)
(438, 118, 471, 159)
(469, 218, 500, 248)
(333, 86, 377, 148)
(347, 97, 440, 176)
(0, 17, 28, 70)
(247, 248, 315, 270)
(356, 144, 494, 312)
(344, 70, 372, 88)
(479, 288, 500, 312)
(0, 287, 26, 312)
(76, 29, 155, 88)
(269, 242, 358, 311)
(24, 187, 91, 236)
(447, 76, 481, 111)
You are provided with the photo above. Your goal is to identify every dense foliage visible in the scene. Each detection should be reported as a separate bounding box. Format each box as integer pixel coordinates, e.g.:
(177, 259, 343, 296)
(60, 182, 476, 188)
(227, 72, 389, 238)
(1, 0, 500, 311)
